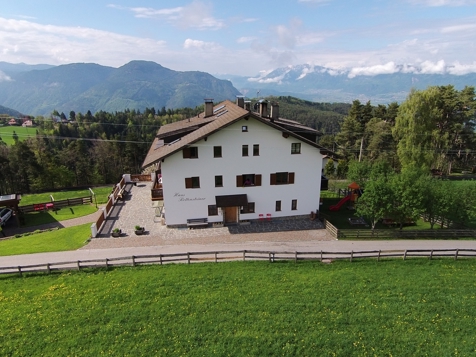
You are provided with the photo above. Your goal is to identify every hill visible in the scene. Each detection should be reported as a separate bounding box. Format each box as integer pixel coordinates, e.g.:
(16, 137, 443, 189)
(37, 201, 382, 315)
(0, 104, 23, 117)
(0, 61, 241, 116)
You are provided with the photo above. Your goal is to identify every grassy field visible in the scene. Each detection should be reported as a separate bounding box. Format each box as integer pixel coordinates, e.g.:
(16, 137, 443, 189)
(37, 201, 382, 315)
(1, 259, 475, 356)
(0, 223, 91, 256)
(20, 204, 98, 227)
(0, 125, 36, 145)
(20, 186, 114, 206)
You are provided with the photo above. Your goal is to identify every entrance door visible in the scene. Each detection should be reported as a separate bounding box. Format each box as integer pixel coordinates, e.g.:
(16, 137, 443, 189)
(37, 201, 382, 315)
(224, 206, 238, 224)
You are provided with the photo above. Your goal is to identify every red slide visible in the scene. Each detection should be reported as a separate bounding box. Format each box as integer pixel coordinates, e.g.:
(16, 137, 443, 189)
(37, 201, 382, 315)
(329, 195, 351, 211)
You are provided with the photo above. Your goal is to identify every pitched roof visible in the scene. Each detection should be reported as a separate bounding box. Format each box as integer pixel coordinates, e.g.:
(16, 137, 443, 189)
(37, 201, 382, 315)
(142, 100, 333, 169)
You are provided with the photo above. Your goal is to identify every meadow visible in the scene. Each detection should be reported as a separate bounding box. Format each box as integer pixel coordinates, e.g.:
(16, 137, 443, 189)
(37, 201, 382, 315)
(1, 259, 475, 356)
(0, 125, 36, 145)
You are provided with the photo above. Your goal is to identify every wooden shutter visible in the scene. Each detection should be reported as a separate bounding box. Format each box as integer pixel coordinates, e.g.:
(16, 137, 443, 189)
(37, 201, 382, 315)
(288, 172, 295, 184)
(255, 174, 262, 186)
(236, 175, 243, 187)
(270, 173, 276, 185)
(183, 148, 191, 158)
(185, 177, 192, 188)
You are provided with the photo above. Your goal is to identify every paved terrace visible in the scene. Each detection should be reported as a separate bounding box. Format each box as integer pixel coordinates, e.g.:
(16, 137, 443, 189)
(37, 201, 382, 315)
(89, 181, 331, 249)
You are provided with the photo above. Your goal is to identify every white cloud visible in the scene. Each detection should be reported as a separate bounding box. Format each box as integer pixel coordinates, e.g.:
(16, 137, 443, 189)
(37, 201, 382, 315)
(407, 0, 476, 6)
(237, 36, 257, 44)
(447, 61, 476, 75)
(110, 1, 224, 30)
(348, 62, 400, 78)
(419, 59, 446, 73)
(441, 23, 476, 33)
(183, 38, 220, 50)
(0, 71, 12, 82)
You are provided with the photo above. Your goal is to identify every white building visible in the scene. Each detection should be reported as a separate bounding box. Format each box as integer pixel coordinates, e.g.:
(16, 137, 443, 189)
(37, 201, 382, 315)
(142, 98, 331, 227)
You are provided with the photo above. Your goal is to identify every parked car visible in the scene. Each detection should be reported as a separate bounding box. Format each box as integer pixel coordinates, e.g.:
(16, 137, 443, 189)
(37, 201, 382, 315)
(0, 208, 13, 226)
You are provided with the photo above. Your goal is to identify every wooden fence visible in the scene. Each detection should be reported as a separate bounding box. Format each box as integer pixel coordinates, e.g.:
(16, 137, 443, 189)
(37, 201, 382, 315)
(321, 219, 475, 239)
(2, 248, 476, 277)
(19, 196, 92, 214)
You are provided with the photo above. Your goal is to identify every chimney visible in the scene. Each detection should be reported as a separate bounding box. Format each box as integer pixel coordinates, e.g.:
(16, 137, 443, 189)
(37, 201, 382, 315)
(259, 100, 268, 118)
(270, 102, 279, 122)
(244, 101, 251, 111)
(204, 99, 214, 118)
(236, 96, 245, 108)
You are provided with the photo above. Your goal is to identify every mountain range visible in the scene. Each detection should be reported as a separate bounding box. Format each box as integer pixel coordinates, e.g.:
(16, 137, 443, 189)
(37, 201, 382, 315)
(1, 61, 476, 116)
(0, 61, 240, 116)
(215, 64, 476, 105)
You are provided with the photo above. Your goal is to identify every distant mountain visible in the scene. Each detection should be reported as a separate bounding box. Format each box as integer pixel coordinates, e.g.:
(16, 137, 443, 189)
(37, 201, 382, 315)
(0, 61, 241, 116)
(0, 62, 56, 75)
(216, 64, 476, 104)
(0, 104, 23, 117)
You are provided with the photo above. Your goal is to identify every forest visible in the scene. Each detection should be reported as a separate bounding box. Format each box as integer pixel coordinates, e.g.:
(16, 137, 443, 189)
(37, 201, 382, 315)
(0, 85, 474, 196)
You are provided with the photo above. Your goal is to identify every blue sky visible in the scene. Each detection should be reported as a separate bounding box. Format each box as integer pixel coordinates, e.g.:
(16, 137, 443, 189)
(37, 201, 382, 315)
(1, 0, 476, 77)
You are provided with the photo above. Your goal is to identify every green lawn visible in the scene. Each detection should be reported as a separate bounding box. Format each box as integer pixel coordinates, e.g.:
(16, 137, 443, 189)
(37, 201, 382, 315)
(0, 125, 37, 145)
(0, 223, 91, 256)
(20, 204, 98, 227)
(1, 259, 476, 356)
(20, 186, 114, 206)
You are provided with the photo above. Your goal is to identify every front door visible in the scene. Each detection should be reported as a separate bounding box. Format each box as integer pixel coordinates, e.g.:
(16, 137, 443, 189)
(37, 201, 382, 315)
(224, 206, 238, 224)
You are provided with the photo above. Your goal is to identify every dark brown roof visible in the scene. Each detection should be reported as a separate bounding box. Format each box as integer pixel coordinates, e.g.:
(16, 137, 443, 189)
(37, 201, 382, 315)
(142, 100, 334, 169)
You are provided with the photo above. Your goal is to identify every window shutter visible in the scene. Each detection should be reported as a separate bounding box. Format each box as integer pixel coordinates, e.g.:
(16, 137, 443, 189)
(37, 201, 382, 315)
(255, 174, 262, 186)
(288, 172, 295, 184)
(183, 148, 191, 158)
(236, 175, 243, 187)
(270, 173, 276, 185)
(185, 177, 192, 188)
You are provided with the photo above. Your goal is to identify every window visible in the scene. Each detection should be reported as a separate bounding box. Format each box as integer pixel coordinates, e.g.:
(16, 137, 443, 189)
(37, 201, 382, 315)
(240, 202, 255, 214)
(270, 172, 295, 185)
(291, 143, 301, 154)
(185, 176, 200, 189)
(242, 145, 248, 157)
(253, 144, 259, 156)
(275, 200, 281, 212)
(215, 175, 223, 187)
(183, 146, 198, 159)
(242, 126, 248, 132)
(236, 174, 262, 187)
(214, 146, 222, 158)
(208, 205, 218, 216)
(291, 199, 298, 210)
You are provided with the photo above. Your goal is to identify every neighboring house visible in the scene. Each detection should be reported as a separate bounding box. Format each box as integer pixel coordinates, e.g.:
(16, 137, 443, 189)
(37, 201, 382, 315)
(8, 118, 17, 126)
(142, 98, 331, 227)
(21, 120, 33, 127)
(322, 155, 339, 174)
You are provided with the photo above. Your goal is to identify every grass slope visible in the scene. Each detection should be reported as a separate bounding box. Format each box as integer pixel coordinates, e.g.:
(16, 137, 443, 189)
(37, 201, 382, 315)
(1, 260, 475, 356)
(0, 223, 91, 256)
(0, 125, 36, 145)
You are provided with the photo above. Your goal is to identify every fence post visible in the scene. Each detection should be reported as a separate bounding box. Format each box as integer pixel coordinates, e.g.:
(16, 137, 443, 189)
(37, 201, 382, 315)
(243, 251, 246, 261)
(132, 256, 136, 267)
(269, 253, 272, 263)
(377, 250, 381, 262)
(77, 261, 81, 270)
(429, 250, 433, 260)
(403, 250, 407, 260)
(18, 266, 22, 277)
(455, 249, 459, 260)
(215, 252, 218, 263)
(160, 255, 163, 265)
(350, 250, 353, 262)
(320, 250, 323, 262)
(187, 253, 190, 264)
(105, 258, 109, 269)
(295, 251, 298, 263)
(46, 263, 51, 274)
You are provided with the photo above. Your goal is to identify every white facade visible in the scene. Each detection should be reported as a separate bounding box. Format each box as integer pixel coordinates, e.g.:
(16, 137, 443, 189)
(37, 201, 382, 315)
(161, 117, 323, 226)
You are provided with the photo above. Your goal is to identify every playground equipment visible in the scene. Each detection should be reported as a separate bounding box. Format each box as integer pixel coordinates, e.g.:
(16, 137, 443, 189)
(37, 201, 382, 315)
(329, 182, 361, 211)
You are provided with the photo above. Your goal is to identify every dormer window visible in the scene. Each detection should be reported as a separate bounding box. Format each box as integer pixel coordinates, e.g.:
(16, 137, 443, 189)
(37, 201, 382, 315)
(183, 146, 198, 159)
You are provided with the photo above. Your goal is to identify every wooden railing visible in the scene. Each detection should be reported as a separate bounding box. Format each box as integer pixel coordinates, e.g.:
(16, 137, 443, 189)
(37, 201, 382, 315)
(131, 174, 152, 182)
(2, 248, 476, 277)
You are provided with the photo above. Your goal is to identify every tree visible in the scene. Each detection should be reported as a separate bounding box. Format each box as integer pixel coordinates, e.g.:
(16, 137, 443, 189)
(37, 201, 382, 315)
(346, 160, 372, 188)
(393, 87, 441, 171)
(356, 174, 394, 230)
(324, 159, 336, 178)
